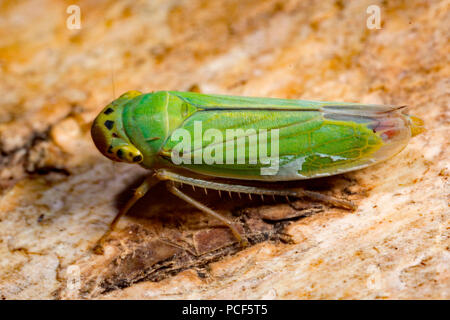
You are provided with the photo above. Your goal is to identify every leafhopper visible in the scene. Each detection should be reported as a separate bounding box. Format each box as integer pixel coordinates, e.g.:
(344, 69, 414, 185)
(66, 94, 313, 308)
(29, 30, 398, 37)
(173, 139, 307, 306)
(91, 91, 424, 252)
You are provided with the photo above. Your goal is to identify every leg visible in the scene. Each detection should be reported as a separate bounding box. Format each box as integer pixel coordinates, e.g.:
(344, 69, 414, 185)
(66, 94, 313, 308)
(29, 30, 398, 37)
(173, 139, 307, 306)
(165, 181, 249, 247)
(156, 169, 356, 210)
(93, 173, 160, 254)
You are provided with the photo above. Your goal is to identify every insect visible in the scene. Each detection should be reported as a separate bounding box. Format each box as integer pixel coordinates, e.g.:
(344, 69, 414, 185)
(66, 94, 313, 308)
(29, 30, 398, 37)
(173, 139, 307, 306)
(91, 90, 424, 253)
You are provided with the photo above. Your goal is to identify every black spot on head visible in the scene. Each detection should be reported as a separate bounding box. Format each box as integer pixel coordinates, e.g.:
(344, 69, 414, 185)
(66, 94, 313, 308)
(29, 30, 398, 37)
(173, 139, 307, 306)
(133, 155, 142, 162)
(104, 120, 114, 130)
(112, 133, 118, 137)
(103, 107, 114, 115)
(107, 146, 113, 153)
(117, 149, 123, 159)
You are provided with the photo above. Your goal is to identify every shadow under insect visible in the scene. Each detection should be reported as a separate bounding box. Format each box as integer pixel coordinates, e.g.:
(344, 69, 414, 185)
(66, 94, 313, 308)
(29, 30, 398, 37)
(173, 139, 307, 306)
(110, 173, 356, 251)
(78, 173, 361, 295)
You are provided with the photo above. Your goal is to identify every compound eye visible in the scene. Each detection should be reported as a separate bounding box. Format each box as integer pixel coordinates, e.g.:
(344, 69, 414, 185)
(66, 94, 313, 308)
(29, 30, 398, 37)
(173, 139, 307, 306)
(113, 145, 143, 163)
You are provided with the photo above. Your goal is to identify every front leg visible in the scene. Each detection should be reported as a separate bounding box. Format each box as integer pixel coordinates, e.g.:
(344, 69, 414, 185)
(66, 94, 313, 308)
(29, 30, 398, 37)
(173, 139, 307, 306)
(93, 171, 160, 254)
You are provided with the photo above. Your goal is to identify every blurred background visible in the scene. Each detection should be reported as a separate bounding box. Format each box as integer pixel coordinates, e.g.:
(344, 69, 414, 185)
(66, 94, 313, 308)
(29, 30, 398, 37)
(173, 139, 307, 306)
(0, 0, 448, 299)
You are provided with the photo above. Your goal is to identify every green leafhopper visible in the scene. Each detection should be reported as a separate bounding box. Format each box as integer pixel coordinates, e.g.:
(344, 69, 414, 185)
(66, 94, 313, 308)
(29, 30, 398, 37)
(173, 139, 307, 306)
(91, 90, 424, 252)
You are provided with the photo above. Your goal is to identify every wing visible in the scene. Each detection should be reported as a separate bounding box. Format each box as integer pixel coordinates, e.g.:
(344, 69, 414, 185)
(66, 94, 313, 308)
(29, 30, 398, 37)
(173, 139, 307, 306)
(159, 92, 411, 181)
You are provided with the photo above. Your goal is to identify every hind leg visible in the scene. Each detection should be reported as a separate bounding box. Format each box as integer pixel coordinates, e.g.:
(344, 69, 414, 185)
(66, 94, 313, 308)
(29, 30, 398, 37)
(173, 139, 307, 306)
(155, 169, 356, 210)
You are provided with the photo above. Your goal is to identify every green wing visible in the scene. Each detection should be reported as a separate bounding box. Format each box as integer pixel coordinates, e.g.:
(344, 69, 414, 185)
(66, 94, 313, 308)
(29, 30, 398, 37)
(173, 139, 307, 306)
(159, 91, 410, 181)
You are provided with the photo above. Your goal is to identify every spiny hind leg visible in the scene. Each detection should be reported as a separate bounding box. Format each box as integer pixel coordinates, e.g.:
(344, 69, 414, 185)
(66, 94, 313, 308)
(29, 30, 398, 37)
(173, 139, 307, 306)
(155, 169, 356, 210)
(165, 181, 248, 247)
(93, 172, 160, 254)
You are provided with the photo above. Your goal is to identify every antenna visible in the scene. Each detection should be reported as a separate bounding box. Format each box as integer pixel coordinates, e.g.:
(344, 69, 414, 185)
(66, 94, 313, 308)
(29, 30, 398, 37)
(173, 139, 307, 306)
(110, 57, 116, 99)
